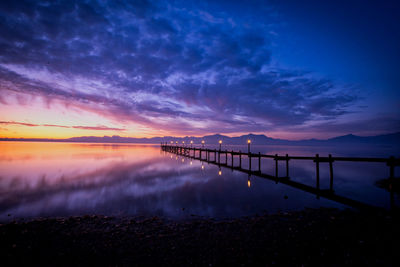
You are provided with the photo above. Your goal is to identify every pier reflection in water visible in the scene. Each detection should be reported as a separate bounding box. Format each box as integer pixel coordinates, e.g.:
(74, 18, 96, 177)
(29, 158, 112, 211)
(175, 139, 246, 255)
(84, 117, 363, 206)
(0, 142, 398, 221)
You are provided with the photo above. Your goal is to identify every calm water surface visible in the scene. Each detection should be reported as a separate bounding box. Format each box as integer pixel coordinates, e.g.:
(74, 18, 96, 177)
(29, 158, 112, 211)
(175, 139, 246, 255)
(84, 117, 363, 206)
(0, 142, 398, 221)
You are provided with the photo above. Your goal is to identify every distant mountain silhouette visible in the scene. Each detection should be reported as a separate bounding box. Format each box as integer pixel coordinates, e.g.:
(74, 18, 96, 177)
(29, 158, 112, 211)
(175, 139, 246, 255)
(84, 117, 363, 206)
(1, 132, 399, 146)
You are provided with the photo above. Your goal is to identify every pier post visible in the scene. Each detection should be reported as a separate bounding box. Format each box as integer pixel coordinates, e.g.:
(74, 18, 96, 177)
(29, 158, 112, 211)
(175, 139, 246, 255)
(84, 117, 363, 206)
(239, 151, 242, 168)
(218, 150, 221, 164)
(225, 150, 228, 165)
(316, 154, 320, 190)
(329, 154, 334, 191)
(231, 150, 234, 167)
(258, 152, 261, 172)
(275, 154, 278, 178)
(249, 153, 252, 171)
(286, 154, 289, 178)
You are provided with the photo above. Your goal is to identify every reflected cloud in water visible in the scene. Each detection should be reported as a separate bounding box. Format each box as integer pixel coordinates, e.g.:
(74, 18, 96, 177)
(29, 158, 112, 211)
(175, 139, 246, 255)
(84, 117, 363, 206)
(0, 142, 398, 221)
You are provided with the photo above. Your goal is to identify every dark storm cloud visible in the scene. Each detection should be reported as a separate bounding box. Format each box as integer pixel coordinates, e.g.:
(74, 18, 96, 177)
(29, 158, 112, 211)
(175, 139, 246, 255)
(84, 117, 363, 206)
(0, 0, 360, 135)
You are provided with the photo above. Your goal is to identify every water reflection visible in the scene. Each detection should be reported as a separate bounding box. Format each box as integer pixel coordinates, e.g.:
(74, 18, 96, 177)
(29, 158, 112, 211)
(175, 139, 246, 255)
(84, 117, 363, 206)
(0, 142, 398, 222)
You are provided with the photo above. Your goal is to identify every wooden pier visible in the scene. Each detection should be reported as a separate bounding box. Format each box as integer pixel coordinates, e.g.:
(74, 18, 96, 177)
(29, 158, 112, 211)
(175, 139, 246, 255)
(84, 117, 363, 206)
(161, 143, 400, 210)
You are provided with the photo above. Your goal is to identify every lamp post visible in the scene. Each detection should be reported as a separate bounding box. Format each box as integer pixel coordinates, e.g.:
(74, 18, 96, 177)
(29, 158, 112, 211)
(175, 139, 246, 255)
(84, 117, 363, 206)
(182, 141, 185, 147)
(190, 140, 193, 148)
(219, 140, 222, 151)
(247, 139, 251, 153)
(201, 140, 205, 148)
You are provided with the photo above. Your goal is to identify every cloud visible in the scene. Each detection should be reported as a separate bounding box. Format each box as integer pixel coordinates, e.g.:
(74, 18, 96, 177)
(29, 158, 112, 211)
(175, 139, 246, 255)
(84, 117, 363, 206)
(72, 125, 126, 131)
(0, 0, 363, 136)
(0, 121, 125, 131)
(0, 121, 37, 127)
(287, 116, 400, 136)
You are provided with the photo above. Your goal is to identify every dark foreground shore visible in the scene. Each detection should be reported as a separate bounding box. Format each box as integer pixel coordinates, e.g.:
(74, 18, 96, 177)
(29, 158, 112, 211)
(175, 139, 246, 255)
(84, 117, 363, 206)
(1, 208, 399, 266)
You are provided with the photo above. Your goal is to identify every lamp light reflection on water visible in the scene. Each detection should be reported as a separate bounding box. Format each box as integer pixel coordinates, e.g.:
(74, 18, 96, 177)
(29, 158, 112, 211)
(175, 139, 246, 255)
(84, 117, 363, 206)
(218, 169, 222, 176)
(248, 179, 251, 188)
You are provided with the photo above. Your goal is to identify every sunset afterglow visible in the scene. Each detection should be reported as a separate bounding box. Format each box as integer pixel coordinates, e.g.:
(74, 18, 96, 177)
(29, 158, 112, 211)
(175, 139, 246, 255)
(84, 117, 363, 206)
(0, 0, 399, 140)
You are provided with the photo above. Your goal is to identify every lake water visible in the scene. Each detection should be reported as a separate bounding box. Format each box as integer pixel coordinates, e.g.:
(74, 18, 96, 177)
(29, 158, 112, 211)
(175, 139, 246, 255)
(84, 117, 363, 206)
(0, 142, 398, 221)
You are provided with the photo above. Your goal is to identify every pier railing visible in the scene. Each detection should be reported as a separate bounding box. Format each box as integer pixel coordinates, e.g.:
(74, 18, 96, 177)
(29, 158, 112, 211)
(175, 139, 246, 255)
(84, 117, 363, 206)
(161, 143, 400, 210)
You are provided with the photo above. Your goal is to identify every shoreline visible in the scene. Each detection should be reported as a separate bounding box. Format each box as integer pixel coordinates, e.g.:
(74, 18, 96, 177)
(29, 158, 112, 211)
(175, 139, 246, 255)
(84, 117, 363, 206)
(1, 208, 398, 266)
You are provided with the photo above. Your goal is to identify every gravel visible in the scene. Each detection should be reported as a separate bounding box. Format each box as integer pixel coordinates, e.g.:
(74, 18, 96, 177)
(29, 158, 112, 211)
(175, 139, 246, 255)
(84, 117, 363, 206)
(1, 208, 398, 266)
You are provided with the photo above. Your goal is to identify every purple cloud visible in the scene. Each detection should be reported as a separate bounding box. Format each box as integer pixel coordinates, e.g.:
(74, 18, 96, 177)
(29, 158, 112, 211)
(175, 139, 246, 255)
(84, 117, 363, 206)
(0, 0, 381, 137)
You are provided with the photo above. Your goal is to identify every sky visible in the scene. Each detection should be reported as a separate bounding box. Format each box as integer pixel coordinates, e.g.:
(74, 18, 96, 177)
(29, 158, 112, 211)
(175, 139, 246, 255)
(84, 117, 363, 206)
(0, 0, 399, 140)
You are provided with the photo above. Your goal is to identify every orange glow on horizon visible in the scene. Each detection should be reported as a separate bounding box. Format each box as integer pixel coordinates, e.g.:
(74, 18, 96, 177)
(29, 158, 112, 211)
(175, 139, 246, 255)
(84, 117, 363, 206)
(0, 90, 333, 140)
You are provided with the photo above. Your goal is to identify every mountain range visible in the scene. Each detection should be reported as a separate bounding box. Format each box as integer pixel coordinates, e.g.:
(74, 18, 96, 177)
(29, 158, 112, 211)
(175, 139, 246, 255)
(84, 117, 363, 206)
(1, 132, 399, 146)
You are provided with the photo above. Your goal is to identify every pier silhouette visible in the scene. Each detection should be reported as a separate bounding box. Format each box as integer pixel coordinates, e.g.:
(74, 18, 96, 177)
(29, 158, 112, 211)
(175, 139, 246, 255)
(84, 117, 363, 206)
(161, 142, 400, 211)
